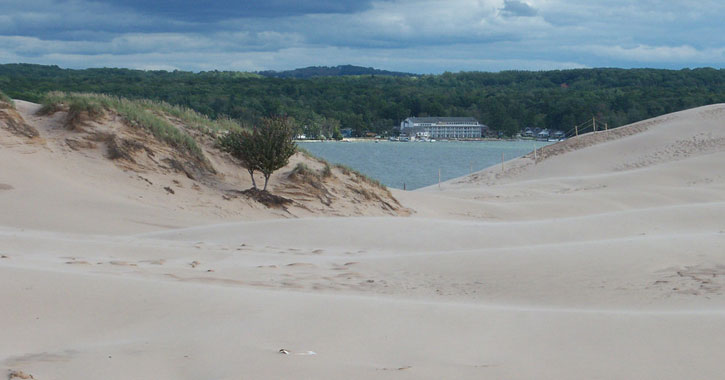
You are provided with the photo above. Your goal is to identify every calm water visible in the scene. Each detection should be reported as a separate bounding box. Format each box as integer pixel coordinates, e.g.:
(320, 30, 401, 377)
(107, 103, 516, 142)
(298, 140, 552, 190)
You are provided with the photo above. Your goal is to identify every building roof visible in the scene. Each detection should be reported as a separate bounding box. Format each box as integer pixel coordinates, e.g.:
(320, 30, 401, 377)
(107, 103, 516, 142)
(405, 117, 479, 124)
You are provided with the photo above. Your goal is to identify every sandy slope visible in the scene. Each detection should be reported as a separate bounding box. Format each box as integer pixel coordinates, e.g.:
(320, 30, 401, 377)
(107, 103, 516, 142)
(0, 100, 406, 234)
(2, 101, 725, 379)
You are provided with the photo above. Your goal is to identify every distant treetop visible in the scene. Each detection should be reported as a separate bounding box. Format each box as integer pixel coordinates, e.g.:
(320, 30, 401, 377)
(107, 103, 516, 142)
(257, 65, 415, 78)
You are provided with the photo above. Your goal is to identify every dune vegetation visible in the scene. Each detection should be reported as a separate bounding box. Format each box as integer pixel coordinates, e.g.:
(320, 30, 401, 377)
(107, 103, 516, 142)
(296, 146, 387, 190)
(33, 91, 390, 199)
(0, 89, 13, 107)
(37, 92, 244, 161)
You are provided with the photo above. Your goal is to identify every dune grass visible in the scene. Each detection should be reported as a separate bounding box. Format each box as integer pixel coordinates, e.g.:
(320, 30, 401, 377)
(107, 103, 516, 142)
(0, 89, 14, 107)
(291, 162, 315, 176)
(144, 100, 243, 136)
(38, 92, 246, 161)
(333, 163, 386, 189)
(321, 163, 333, 178)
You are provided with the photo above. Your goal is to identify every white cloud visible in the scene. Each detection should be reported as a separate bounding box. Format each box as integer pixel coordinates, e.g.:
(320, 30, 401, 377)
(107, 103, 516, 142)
(581, 44, 725, 63)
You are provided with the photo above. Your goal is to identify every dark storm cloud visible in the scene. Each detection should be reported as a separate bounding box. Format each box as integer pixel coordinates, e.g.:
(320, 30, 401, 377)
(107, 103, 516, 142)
(0, 0, 189, 41)
(500, 0, 537, 17)
(0, 0, 382, 40)
(98, 0, 381, 21)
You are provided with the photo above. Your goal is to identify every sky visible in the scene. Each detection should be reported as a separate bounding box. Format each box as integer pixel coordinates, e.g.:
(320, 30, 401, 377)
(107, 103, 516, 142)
(1, 0, 724, 74)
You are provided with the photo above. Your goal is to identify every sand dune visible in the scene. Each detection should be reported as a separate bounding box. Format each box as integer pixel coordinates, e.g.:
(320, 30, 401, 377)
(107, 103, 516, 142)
(0, 100, 406, 233)
(2, 101, 725, 379)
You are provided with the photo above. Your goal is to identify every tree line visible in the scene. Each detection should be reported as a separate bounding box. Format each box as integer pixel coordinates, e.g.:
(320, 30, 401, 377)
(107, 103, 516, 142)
(1, 63, 724, 137)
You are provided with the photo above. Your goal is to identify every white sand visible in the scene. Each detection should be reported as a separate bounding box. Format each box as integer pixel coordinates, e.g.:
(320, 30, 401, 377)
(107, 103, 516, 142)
(2, 102, 725, 379)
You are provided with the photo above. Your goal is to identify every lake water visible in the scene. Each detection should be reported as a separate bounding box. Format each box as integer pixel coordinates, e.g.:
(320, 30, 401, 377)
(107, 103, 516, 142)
(298, 140, 552, 190)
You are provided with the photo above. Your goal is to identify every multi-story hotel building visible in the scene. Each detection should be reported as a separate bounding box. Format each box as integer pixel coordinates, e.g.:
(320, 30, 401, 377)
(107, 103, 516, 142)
(400, 117, 485, 139)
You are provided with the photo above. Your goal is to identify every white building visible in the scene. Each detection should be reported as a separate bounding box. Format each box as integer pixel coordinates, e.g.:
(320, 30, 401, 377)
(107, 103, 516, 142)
(400, 117, 485, 139)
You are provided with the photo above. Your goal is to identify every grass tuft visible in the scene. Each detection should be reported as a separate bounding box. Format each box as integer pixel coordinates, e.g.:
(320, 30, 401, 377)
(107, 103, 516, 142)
(291, 162, 314, 177)
(289, 162, 327, 190)
(333, 163, 351, 175)
(321, 163, 332, 178)
(333, 163, 386, 189)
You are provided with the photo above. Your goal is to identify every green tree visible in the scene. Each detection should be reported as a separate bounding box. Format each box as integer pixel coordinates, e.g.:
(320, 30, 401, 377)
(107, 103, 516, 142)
(331, 126, 343, 140)
(321, 117, 341, 140)
(254, 117, 297, 191)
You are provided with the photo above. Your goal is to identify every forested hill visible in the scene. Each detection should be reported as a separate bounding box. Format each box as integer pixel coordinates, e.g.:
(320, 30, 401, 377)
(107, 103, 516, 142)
(1, 63, 723, 137)
(257, 65, 414, 78)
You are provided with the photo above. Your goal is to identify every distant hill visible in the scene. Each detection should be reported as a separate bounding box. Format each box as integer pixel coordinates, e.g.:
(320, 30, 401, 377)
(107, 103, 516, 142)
(257, 65, 415, 78)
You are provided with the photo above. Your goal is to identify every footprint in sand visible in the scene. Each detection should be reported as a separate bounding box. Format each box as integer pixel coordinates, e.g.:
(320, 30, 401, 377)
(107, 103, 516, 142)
(331, 262, 359, 271)
(140, 259, 166, 265)
(336, 272, 363, 279)
(286, 262, 316, 268)
(280, 281, 304, 289)
(377, 366, 412, 371)
(110, 261, 138, 267)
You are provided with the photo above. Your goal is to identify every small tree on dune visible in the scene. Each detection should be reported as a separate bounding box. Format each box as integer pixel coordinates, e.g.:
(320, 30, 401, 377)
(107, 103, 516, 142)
(254, 117, 297, 191)
(219, 116, 296, 192)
